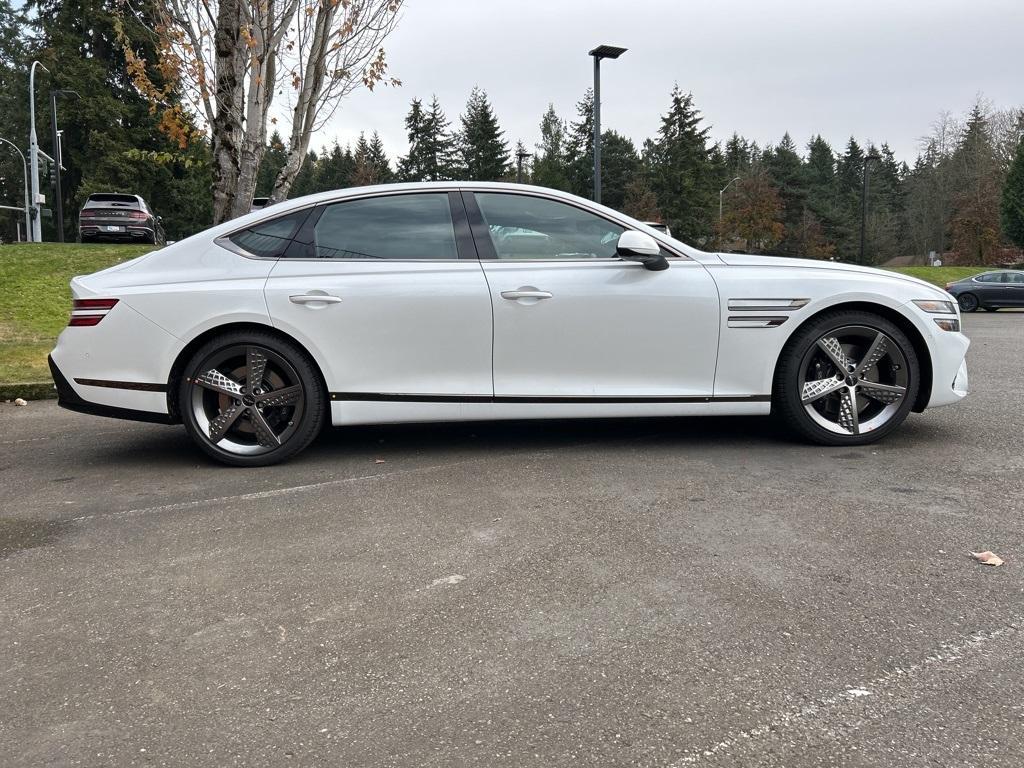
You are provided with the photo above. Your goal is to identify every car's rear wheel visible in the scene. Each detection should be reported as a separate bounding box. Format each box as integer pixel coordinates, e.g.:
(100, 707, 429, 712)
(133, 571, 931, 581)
(957, 293, 979, 312)
(774, 311, 920, 445)
(179, 331, 325, 466)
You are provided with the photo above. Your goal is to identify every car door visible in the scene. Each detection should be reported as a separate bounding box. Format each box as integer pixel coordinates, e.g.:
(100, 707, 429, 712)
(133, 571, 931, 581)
(263, 191, 493, 397)
(465, 190, 719, 398)
(1003, 271, 1024, 305)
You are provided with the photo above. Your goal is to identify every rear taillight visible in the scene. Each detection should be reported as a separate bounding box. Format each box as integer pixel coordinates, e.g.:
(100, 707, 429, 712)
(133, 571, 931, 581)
(69, 298, 119, 326)
(129, 211, 147, 219)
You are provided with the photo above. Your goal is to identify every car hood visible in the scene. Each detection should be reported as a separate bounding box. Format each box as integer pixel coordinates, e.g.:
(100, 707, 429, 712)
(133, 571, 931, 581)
(715, 252, 949, 298)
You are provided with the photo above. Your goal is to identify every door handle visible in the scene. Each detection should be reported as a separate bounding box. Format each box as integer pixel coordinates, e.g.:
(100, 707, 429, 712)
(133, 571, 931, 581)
(501, 290, 553, 300)
(289, 294, 342, 305)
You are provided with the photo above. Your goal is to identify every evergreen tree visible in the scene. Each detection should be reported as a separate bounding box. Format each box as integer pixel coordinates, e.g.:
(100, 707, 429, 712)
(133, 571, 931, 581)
(255, 131, 288, 197)
(367, 132, 393, 183)
(565, 89, 595, 198)
(0, 0, 27, 240)
(457, 87, 509, 181)
(290, 150, 319, 198)
(950, 105, 1002, 263)
(764, 133, 806, 255)
(1001, 134, 1024, 249)
(532, 104, 570, 191)
(598, 130, 641, 211)
(645, 86, 718, 243)
(397, 96, 459, 181)
(314, 141, 355, 191)
(622, 177, 661, 222)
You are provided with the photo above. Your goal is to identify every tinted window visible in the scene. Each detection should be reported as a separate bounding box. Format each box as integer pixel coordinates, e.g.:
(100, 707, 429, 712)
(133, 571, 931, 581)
(1007, 272, 1024, 283)
(975, 272, 1003, 283)
(475, 193, 624, 260)
(228, 210, 308, 258)
(311, 193, 458, 260)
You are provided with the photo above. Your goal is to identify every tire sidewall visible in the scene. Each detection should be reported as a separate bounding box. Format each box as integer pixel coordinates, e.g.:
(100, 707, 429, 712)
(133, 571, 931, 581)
(958, 293, 979, 312)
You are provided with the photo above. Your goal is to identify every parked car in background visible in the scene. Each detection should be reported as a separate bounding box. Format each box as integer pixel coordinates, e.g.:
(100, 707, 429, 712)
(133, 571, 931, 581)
(945, 270, 1024, 311)
(78, 193, 164, 245)
(643, 221, 672, 237)
(251, 197, 271, 212)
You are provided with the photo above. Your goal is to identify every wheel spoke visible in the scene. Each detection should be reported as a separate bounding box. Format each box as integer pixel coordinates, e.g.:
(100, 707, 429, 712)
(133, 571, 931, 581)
(801, 377, 846, 403)
(816, 336, 851, 372)
(249, 407, 282, 447)
(194, 369, 243, 398)
(246, 347, 267, 392)
(256, 384, 302, 408)
(854, 332, 888, 376)
(208, 403, 245, 442)
(837, 388, 859, 434)
(859, 381, 906, 404)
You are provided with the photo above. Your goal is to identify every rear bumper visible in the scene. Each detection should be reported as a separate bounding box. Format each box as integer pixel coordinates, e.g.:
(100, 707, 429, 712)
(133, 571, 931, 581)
(49, 355, 174, 425)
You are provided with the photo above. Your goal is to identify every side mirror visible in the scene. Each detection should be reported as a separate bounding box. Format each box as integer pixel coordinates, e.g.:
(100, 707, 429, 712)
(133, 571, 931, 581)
(616, 230, 669, 271)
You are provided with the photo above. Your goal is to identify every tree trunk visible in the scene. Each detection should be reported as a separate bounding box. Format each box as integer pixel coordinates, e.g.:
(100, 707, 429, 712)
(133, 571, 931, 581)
(210, 0, 245, 223)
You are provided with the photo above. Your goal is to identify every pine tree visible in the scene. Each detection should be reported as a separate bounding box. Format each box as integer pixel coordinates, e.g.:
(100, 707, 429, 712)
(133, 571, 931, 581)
(565, 89, 595, 198)
(532, 104, 570, 191)
(367, 132, 393, 183)
(255, 131, 288, 197)
(950, 105, 1003, 263)
(645, 86, 718, 243)
(457, 87, 509, 181)
(1001, 134, 1024, 249)
(397, 96, 459, 182)
(599, 130, 641, 212)
(764, 133, 806, 255)
(622, 177, 661, 221)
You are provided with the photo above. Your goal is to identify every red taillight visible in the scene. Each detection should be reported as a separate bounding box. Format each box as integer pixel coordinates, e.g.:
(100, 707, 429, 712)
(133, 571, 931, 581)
(80, 210, 95, 218)
(69, 298, 119, 326)
(128, 211, 147, 219)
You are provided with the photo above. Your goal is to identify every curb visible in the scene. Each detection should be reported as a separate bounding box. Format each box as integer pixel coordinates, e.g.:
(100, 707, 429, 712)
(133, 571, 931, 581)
(1, 381, 56, 401)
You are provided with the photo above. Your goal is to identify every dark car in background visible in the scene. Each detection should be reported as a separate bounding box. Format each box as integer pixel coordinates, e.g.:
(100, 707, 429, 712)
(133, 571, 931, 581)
(945, 270, 1024, 312)
(78, 193, 165, 245)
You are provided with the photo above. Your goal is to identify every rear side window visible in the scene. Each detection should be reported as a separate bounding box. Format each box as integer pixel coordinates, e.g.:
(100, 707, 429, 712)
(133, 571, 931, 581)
(309, 193, 458, 260)
(975, 272, 1003, 283)
(227, 210, 309, 258)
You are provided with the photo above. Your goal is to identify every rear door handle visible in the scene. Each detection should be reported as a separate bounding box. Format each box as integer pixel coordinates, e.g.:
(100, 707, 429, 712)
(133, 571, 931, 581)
(501, 290, 553, 300)
(289, 294, 342, 305)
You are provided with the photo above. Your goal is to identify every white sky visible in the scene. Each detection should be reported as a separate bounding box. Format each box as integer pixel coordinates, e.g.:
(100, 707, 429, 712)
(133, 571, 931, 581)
(319, 0, 1022, 165)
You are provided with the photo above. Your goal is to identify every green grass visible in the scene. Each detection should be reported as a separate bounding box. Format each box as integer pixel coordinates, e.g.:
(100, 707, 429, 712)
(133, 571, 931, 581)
(885, 266, 987, 288)
(0, 243, 156, 385)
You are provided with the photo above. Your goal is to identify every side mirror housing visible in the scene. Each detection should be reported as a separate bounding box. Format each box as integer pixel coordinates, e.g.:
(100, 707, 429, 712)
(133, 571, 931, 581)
(616, 230, 669, 271)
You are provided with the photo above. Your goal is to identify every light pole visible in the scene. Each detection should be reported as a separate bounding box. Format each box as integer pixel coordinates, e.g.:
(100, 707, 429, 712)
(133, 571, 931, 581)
(719, 176, 741, 224)
(515, 148, 531, 184)
(860, 151, 881, 264)
(50, 89, 79, 242)
(588, 44, 627, 204)
(0, 136, 30, 240)
(28, 60, 50, 242)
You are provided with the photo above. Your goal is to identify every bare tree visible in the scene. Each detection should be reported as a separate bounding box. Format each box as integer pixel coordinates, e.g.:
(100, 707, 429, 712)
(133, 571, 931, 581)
(120, 0, 402, 222)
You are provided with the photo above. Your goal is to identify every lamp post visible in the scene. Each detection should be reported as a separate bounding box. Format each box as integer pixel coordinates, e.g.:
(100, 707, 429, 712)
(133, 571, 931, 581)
(28, 60, 50, 242)
(588, 44, 627, 204)
(49, 89, 79, 242)
(719, 176, 741, 224)
(0, 136, 31, 240)
(515, 147, 531, 184)
(860, 151, 881, 264)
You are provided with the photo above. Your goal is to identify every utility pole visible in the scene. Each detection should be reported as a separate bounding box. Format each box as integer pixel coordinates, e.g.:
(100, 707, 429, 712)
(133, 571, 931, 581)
(588, 45, 626, 204)
(0, 136, 30, 239)
(28, 60, 49, 242)
(49, 90, 79, 243)
(719, 176, 741, 223)
(515, 148, 531, 184)
(860, 152, 881, 265)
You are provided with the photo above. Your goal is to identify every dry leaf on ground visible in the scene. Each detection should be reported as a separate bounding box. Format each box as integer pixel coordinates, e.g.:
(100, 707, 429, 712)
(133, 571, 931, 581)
(970, 551, 1004, 567)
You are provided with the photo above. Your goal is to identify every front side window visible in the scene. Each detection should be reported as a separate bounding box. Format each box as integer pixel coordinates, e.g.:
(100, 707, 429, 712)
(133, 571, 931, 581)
(228, 210, 309, 258)
(311, 193, 458, 260)
(474, 193, 625, 260)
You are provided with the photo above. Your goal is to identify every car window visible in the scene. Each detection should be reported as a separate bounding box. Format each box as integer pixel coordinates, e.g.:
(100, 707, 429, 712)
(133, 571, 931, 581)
(1006, 272, 1024, 283)
(311, 193, 458, 260)
(228, 210, 309, 258)
(474, 193, 625, 260)
(975, 272, 1003, 283)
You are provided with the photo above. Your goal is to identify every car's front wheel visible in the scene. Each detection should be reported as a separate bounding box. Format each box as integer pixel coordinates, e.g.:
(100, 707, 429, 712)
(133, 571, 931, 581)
(179, 331, 325, 466)
(774, 311, 920, 445)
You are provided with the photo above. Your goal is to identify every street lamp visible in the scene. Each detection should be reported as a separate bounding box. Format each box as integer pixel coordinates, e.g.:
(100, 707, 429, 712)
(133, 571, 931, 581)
(50, 89, 80, 242)
(860, 151, 881, 264)
(515, 147, 531, 184)
(719, 176, 741, 223)
(588, 44, 627, 204)
(0, 136, 30, 240)
(28, 60, 50, 242)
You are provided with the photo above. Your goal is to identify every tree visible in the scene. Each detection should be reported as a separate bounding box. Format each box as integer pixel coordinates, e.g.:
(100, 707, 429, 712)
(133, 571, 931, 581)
(1002, 135, 1024, 248)
(598, 130, 641, 211)
(645, 86, 718, 243)
(458, 87, 509, 181)
(950, 105, 1003, 264)
(718, 168, 784, 251)
(255, 131, 287, 197)
(397, 96, 459, 182)
(622, 177, 661, 221)
(367, 132, 394, 183)
(565, 88, 594, 198)
(532, 104, 570, 191)
(764, 133, 806, 255)
(119, 0, 403, 222)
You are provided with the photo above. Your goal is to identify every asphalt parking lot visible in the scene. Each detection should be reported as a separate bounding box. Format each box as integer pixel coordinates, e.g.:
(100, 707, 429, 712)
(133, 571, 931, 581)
(2, 313, 1022, 767)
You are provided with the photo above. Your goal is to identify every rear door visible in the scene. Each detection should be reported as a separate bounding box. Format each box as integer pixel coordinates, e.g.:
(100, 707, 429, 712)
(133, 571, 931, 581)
(1002, 271, 1024, 305)
(262, 191, 493, 397)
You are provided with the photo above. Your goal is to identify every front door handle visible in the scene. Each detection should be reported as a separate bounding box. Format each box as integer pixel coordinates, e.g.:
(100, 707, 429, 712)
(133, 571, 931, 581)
(501, 289, 553, 301)
(289, 294, 342, 305)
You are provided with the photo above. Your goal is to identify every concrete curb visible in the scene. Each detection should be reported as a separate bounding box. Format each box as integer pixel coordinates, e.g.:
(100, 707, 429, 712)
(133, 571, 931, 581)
(1, 381, 56, 401)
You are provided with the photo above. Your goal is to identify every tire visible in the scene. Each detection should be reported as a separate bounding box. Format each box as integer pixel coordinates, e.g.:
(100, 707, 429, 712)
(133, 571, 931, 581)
(774, 310, 920, 446)
(957, 293, 979, 312)
(179, 330, 326, 466)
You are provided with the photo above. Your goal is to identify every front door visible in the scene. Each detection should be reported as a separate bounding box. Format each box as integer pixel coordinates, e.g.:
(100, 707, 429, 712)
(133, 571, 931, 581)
(264, 191, 493, 397)
(466, 191, 719, 398)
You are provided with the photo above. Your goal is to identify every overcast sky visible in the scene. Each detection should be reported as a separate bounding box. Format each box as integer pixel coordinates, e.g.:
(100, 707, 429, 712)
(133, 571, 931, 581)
(322, 0, 1021, 165)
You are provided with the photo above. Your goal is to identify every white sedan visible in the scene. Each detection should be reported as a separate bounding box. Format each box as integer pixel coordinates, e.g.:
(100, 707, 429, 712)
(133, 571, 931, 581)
(49, 183, 970, 466)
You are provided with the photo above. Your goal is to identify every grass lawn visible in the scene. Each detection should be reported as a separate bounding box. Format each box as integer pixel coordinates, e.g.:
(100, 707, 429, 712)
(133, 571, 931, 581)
(0, 243, 156, 386)
(885, 266, 987, 288)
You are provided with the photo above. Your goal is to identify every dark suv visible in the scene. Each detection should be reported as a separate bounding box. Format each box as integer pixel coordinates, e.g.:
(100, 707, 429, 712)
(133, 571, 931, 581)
(78, 193, 165, 245)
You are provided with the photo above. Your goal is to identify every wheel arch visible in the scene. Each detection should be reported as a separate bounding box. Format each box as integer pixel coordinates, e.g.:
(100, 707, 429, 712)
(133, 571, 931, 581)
(165, 322, 329, 422)
(772, 301, 933, 413)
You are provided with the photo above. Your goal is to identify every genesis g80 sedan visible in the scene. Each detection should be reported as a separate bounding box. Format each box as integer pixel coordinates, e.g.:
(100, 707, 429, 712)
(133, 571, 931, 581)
(49, 183, 970, 466)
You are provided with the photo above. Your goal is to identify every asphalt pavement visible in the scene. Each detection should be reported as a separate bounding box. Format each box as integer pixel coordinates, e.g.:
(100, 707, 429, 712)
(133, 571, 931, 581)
(1, 313, 1022, 767)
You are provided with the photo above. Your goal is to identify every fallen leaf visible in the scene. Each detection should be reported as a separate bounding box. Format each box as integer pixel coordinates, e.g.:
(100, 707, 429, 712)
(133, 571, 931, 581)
(374, 459, 385, 464)
(428, 574, 465, 588)
(971, 551, 1004, 567)
(14, 398, 28, 406)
